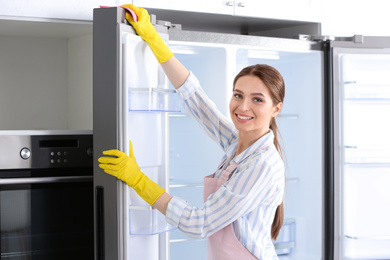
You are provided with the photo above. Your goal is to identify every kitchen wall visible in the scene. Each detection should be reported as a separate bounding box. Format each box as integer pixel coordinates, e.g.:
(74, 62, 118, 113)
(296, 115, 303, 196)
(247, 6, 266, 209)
(0, 35, 69, 130)
(67, 34, 93, 130)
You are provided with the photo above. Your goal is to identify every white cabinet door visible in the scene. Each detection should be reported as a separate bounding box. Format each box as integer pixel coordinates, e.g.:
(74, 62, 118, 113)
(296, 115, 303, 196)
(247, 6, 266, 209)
(131, 0, 320, 22)
(131, 0, 234, 15)
(233, 0, 321, 22)
(0, 0, 116, 20)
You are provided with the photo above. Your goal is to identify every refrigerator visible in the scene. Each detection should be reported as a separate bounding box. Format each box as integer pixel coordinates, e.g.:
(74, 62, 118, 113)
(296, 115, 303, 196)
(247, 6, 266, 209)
(93, 7, 390, 260)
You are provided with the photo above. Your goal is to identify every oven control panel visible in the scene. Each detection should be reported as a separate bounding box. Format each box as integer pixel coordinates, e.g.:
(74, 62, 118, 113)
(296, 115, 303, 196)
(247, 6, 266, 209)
(31, 134, 93, 168)
(0, 131, 93, 169)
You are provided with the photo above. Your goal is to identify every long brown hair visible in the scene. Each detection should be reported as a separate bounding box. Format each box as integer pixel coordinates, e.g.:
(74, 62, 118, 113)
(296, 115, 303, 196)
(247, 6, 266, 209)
(233, 64, 285, 240)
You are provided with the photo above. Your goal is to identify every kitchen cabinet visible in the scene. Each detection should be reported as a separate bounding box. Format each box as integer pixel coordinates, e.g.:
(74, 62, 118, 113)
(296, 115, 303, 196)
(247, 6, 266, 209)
(234, 0, 321, 22)
(130, 0, 233, 15)
(0, 0, 321, 24)
(131, 0, 321, 22)
(0, 17, 93, 130)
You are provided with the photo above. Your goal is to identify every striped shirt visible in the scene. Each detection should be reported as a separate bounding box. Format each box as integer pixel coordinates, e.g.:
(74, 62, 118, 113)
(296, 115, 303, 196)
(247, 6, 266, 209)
(166, 72, 285, 259)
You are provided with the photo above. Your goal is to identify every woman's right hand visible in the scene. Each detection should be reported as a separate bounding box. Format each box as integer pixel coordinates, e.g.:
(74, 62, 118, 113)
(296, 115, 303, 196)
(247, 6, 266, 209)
(121, 4, 156, 43)
(120, 4, 173, 63)
(120, 4, 189, 88)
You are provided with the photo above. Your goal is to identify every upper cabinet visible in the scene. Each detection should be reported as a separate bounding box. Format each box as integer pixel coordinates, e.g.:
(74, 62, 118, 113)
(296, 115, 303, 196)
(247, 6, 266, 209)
(234, 0, 321, 22)
(131, 0, 321, 22)
(1, 0, 321, 22)
(131, 0, 233, 15)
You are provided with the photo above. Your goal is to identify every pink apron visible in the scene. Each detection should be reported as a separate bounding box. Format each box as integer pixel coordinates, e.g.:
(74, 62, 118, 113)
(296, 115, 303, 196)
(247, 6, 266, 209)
(203, 160, 258, 260)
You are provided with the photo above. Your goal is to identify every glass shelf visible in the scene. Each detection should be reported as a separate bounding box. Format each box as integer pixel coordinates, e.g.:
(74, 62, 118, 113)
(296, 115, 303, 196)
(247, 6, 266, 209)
(278, 114, 299, 119)
(344, 81, 390, 100)
(344, 145, 390, 164)
(169, 228, 205, 243)
(128, 88, 181, 112)
(129, 205, 176, 235)
(344, 235, 390, 259)
(169, 182, 204, 188)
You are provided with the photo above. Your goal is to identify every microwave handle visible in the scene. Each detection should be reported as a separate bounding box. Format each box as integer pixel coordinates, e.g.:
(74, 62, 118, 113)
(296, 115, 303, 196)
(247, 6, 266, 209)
(0, 176, 92, 185)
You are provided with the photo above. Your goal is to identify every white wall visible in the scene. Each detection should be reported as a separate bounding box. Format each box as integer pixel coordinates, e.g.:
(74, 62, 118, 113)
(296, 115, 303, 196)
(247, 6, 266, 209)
(321, 0, 390, 36)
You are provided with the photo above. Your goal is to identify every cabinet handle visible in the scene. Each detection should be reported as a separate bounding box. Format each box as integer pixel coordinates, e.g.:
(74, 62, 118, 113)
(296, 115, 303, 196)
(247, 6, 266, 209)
(237, 2, 245, 7)
(226, 1, 234, 6)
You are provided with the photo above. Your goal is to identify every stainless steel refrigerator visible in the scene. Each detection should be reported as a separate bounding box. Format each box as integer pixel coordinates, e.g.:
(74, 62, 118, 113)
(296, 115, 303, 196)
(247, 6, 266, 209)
(93, 7, 390, 260)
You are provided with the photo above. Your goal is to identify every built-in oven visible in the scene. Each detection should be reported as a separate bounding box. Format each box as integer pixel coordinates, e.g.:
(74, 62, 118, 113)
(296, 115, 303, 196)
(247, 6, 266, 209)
(0, 131, 94, 259)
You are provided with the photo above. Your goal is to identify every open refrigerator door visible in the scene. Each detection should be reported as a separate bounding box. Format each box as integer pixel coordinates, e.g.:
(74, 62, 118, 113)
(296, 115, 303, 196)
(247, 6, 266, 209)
(120, 26, 179, 260)
(93, 7, 178, 260)
(333, 46, 390, 259)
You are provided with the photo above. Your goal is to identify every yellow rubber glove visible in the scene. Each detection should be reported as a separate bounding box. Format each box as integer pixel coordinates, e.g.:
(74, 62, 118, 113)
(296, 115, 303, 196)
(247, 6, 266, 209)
(98, 141, 165, 205)
(121, 4, 173, 63)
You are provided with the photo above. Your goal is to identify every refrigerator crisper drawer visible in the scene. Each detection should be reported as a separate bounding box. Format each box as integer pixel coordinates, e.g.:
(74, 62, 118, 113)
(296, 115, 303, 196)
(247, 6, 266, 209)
(128, 206, 176, 235)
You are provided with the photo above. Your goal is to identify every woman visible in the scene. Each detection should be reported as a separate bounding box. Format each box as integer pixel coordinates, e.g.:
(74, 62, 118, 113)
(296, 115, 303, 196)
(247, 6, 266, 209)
(98, 5, 285, 259)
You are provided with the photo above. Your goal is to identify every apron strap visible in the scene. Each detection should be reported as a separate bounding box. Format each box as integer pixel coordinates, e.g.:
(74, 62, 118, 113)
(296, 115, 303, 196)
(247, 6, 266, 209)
(217, 142, 271, 184)
(218, 161, 239, 184)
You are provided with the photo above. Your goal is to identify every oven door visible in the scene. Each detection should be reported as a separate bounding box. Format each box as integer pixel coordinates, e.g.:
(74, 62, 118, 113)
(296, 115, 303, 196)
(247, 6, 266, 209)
(0, 169, 94, 260)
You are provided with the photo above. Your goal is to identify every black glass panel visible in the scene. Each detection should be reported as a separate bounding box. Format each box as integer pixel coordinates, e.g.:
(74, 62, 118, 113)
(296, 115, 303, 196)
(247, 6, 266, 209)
(1, 181, 94, 260)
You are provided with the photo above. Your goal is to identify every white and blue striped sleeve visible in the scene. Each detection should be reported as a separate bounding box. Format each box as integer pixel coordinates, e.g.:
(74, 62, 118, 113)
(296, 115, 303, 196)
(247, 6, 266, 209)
(165, 153, 285, 239)
(176, 72, 236, 151)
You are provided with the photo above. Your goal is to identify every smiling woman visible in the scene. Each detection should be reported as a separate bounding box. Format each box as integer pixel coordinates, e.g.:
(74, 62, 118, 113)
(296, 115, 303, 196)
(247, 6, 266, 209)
(230, 64, 285, 239)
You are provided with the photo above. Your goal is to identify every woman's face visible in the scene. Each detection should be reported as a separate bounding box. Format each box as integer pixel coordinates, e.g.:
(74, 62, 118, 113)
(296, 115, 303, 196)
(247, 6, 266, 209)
(229, 75, 282, 138)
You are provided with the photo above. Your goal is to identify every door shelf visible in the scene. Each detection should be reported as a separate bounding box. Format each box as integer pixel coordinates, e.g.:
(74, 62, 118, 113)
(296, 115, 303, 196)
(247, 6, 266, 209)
(274, 218, 296, 255)
(344, 82, 390, 100)
(128, 88, 181, 112)
(344, 146, 390, 164)
(129, 206, 176, 235)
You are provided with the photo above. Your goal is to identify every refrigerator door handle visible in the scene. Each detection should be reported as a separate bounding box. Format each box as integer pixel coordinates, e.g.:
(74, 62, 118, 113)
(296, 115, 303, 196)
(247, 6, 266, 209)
(96, 186, 105, 260)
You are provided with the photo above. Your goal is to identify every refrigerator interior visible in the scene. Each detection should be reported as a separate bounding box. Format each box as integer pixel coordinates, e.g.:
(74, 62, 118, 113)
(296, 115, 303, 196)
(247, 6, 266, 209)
(166, 40, 324, 260)
(336, 50, 390, 259)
